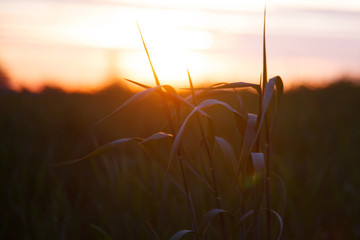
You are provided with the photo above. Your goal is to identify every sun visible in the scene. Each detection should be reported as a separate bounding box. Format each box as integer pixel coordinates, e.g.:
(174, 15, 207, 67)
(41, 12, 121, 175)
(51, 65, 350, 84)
(121, 49, 212, 88)
(59, 5, 216, 87)
(121, 24, 214, 87)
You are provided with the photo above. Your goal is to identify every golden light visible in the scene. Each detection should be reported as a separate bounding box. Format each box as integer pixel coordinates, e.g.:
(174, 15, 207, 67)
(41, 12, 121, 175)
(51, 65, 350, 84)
(1, 0, 359, 91)
(121, 50, 213, 87)
(121, 26, 214, 87)
(46, 5, 216, 87)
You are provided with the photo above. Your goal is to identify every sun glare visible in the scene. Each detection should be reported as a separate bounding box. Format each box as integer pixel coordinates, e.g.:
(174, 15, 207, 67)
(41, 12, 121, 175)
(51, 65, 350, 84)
(121, 49, 211, 87)
(1, 0, 359, 91)
(54, 5, 217, 87)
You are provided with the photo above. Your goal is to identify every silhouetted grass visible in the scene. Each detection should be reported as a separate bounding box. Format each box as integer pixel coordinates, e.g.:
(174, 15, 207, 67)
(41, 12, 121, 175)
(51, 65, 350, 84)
(1, 80, 360, 239)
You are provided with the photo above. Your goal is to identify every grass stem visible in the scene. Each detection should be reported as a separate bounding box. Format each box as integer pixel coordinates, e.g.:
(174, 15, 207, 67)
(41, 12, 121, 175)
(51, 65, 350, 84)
(188, 69, 226, 239)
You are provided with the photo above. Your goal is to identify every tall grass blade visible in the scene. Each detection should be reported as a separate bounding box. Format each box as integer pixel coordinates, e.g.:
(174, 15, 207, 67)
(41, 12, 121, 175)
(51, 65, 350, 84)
(90, 224, 114, 240)
(263, 5, 267, 88)
(199, 99, 246, 120)
(123, 78, 198, 113)
(232, 81, 283, 187)
(251, 152, 265, 178)
(212, 82, 261, 93)
(123, 79, 196, 131)
(184, 90, 237, 109)
(199, 209, 227, 236)
(123, 78, 152, 89)
(137, 23, 177, 133)
(233, 208, 283, 239)
(262, 11, 271, 237)
(251, 152, 265, 197)
(233, 88, 246, 117)
(272, 172, 287, 215)
(268, 76, 284, 138)
(169, 98, 245, 171)
(145, 220, 161, 240)
(188, 70, 228, 238)
(230, 75, 283, 176)
(162, 85, 181, 129)
(137, 22, 160, 86)
(266, 209, 284, 240)
(141, 132, 173, 144)
(250, 152, 265, 230)
(233, 113, 257, 181)
(237, 210, 254, 225)
(162, 85, 178, 96)
(258, 76, 283, 134)
(168, 105, 211, 172)
(243, 113, 258, 151)
(169, 230, 193, 240)
(232, 210, 254, 238)
(187, 68, 198, 106)
(50, 138, 142, 166)
(182, 82, 259, 91)
(95, 86, 161, 125)
(163, 89, 204, 112)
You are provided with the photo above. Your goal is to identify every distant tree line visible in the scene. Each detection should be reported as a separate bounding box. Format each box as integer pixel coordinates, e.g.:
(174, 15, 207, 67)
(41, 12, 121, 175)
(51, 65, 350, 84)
(0, 64, 10, 91)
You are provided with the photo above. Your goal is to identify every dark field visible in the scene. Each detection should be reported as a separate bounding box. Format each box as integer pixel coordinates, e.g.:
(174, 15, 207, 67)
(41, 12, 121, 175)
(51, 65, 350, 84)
(1, 80, 360, 239)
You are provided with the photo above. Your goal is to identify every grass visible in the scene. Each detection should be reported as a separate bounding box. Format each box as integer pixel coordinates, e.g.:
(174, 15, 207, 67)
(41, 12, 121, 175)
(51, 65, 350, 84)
(1, 6, 360, 240)
(1, 79, 360, 239)
(48, 8, 284, 239)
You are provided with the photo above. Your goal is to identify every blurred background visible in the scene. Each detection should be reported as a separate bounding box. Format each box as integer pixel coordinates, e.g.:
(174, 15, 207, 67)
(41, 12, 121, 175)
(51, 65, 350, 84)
(1, 0, 360, 239)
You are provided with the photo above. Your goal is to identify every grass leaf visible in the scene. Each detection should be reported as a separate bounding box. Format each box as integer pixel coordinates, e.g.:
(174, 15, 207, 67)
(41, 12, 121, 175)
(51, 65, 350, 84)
(145, 220, 161, 240)
(265, 209, 284, 240)
(251, 152, 265, 176)
(256, 76, 284, 135)
(162, 85, 181, 129)
(163, 87, 205, 112)
(137, 22, 160, 86)
(263, 5, 267, 88)
(50, 138, 142, 166)
(212, 82, 261, 93)
(90, 224, 114, 240)
(169, 230, 193, 240)
(198, 99, 246, 120)
(250, 152, 265, 228)
(271, 171, 287, 215)
(187, 68, 198, 106)
(123, 78, 152, 89)
(232, 113, 257, 187)
(169, 98, 245, 172)
(95, 86, 161, 125)
(168, 103, 212, 173)
(182, 82, 260, 93)
(232, 209, 254, 237)
(162, 85, 178, 96)
(237, 210, 254, 225)
(199, 208, 227, 236)
(141, 132, 173, 144)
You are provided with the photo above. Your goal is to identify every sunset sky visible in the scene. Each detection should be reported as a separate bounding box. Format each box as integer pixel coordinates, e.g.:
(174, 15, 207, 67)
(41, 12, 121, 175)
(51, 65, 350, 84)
(0, 0, 359, 91)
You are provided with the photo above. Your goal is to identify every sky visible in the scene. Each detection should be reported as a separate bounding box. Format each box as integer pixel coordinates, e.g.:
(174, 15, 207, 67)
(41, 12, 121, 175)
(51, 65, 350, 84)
(0, 0, 359, 91)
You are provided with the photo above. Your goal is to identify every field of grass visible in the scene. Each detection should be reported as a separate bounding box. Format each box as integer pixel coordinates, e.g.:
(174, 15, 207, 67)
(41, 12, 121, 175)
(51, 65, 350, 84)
(1, 79, 360, 239)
